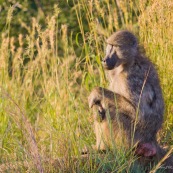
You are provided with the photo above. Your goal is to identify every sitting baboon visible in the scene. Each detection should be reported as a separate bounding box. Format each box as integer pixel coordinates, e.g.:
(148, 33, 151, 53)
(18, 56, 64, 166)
(86, 30, 173, 171)
(89, 87, 173, 171)
(101, 30, 164, 155)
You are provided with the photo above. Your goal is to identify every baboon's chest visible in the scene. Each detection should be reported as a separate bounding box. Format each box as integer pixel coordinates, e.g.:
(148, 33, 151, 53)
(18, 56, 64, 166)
(108, 67, 129, 99)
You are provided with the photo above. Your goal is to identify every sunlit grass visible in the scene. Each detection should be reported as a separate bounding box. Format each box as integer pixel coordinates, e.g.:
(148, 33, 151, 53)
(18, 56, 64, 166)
(0, 0, 173, 172)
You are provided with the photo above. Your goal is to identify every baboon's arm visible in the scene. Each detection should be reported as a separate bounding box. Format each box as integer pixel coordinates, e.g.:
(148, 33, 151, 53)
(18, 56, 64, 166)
(88, 87, 135, 120)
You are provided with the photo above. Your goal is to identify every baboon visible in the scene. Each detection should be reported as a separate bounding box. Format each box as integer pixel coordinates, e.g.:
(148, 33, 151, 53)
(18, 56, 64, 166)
(101, 30, 164, 154)
(89, 87, 173, 171)
(87, 31, 173, 171)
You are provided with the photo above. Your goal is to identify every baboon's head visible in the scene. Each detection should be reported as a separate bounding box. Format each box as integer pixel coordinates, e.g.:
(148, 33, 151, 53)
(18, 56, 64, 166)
(102, 30, 138, 70)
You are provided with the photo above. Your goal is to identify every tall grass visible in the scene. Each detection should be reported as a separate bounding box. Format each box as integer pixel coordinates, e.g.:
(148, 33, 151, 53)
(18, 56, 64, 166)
(139, 0, 173, 144)
(0, 0, 173, 172)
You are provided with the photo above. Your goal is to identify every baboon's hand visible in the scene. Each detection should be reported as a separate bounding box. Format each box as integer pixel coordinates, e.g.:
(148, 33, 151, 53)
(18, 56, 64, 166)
(88, 87, 106, 121)
(88, 87, 103, 108)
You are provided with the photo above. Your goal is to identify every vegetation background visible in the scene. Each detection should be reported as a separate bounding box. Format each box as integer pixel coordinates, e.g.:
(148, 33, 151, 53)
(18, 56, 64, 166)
(0, 0, 173, 172)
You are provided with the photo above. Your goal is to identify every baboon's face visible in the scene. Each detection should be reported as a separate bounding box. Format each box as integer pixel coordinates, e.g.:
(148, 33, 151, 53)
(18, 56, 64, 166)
(102, 31, 137, 70)
(102, 44, 123, 70)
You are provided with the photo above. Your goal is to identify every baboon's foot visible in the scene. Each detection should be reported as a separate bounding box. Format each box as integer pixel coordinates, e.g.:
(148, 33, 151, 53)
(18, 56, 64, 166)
(81, 145, 107, 155)
(81, 146, 90, 155)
